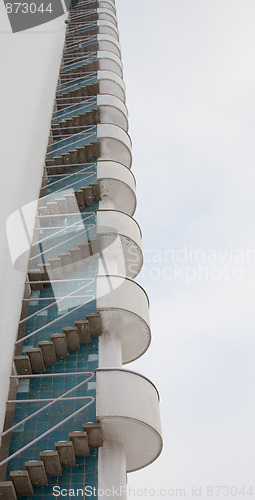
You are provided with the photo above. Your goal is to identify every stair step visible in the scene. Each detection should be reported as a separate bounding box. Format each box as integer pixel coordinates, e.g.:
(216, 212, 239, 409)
(85, 144, 94, 162)
(75, 189, 85, 209)
(85, 110, 94, 125)
(63, 327, 80, 351)
(40, 451, 62, 476)
(69, 150, 79, 164)
(65, 193, 77, 213)
(14, 356, 32, 376)
(90, 182, 101, 201)
(46, 202, 59, 216)
(38, 206, 50, 227)
(59, 253, 73, 274)
(61, 153, 71, 165)
(0, 482, 17, 500)
(48, 258, 64, 280)
(28, 270, 43, 291)
(89, 237, 101, 256)
(56, 197, 68, 214)
(69, 248, 82, 269)
(93, 141, 101, 158)
(25, 460, 48, 486)
(94, 107, 101, 124)
(26, 349, 45, 373)
(82, 423, 103, 447)
(55, 441, 76, 467)
(79, 242, 91, 260)
(77, 147, 87, 163)
(82, 186, 93, 206)
(37, 264, 50, 281)
(86, 313, 102, 336)
(38, 341, 57, 365)
(9, 471, 33, 497)
(69, 432, 89, 457)
(75, 320, 91, 343)
(51, 334, 69, 357)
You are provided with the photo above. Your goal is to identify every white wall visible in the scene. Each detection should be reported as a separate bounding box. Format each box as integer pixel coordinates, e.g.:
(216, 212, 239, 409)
(0, 9, 66, 438)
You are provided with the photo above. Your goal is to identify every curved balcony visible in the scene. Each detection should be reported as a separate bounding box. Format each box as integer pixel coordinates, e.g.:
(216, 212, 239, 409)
(98, 70, 125, 102)
(98, 123, 132, 169)
(97, 94, 128, 131)
(97, 20, 119, 40)
(97, 209, 143, 278)
(57, 71, 125, 103)
(70, 8, 117, 26)
(97, 8, 117, 26)
(61, 52, 122, 78)
(66, 34, 121, 60)
(96, 275, 150, 363)
(98, 160, 136, 216)
(97, 34, 121, 58)
(98, 0, 116, 13)
(96, 369, 163, 471)
(98, 50, 123, 78)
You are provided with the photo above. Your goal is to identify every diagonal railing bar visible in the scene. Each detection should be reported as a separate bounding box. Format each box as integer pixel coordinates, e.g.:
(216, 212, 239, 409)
(47, 131, 96, 158)
(16, 295, 95, 345)
(29, 213, 95, 260)
(19, 279, 95, 325)
(29, 224, 95, 263)
(52, 97, 96, 117)
(0, 372, 95, 466)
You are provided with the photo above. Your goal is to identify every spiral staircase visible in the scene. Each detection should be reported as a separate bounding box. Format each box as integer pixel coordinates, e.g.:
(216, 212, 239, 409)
(0, 1, 162, 498)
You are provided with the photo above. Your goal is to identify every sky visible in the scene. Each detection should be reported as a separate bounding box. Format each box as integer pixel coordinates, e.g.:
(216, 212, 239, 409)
(1, 0, 255, 498)
(115, 0, 255, 497)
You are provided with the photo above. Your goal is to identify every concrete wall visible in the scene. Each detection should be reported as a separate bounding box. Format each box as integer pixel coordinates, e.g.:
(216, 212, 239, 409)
(0, 12, 66, 439)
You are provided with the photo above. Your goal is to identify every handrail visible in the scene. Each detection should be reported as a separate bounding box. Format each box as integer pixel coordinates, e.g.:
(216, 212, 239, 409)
(47, 128, 96, 158)
(52, 125, 97, 133)
(19, 279, 95, 325)
(29, 222, 95, 263)
(56, 95, 96, 101)
(46, 162, 96, 170)
(62, 53, 96, 63)
(59, 72, 96, 86)
(0, 372, 95, 466)
(65, 37, 97, 52)
(53, 97, 96, 119)
(61, 53, 97, 70)
(32, 212, 94, 247)
(59, 72, 99, 81)
(16, 295, 95, 345)
(40, 166, 96, 194)
(65, 33, 97, 45)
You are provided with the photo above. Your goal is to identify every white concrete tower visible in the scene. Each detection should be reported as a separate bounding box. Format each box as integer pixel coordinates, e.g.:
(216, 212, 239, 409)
(0, 1, 162, 498)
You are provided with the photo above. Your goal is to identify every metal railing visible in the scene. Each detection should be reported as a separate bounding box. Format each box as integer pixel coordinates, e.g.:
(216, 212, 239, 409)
(58, 72, 96, 85)
(47, 127, 96, 158)
(53, 97, 96, 122)
(0, 372, 95, 467)
(19, 279, 95, 325)
(30, 218, 95, 263)
(41, 164, 96, 193)
(61, 53, 97, 71)
(65, 36, 97, 53)
(16, 289, 96, 345)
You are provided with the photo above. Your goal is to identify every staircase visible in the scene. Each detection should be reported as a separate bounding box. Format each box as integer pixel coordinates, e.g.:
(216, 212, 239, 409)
(14, 312, 102, 376)
(0, 423, 102, 499)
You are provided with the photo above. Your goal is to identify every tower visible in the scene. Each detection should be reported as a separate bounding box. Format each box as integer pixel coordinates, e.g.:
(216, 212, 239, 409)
(0, 1, 162, 498)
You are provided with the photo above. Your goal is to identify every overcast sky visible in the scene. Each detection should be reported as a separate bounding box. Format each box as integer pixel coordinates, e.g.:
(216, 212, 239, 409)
(1, 0, 255, 498)
(116, 0, 255, 497)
